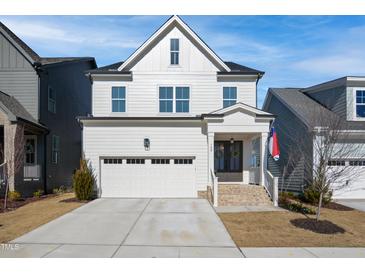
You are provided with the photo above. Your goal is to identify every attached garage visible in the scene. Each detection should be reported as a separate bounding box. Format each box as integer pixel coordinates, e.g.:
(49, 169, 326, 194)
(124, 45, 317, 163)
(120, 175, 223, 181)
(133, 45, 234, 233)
(333, 164, 365, 199)
(100, 157, 197, 198)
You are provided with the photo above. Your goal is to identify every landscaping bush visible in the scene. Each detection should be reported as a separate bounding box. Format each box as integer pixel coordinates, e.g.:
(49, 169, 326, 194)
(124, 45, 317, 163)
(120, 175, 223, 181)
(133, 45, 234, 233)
(279, 191, 316, 215)
(302, 184, 332, 206)
(33, 189, 44, 198)
(73, 158, 95, 201)
(8, 191, 21, 201)
(52, 185, 67, 195)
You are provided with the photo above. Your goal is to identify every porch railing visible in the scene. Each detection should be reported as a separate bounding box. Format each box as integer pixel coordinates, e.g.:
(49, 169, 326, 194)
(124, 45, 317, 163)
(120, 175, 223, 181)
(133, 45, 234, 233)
(24, 165, 41, 179)
(264, 169, 279, 207)
(210, 169, 218, 207)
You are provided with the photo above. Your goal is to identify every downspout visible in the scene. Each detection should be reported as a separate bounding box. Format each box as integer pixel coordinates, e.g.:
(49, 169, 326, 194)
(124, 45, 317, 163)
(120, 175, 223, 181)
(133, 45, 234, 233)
(255, 73, 262, 108)
(43, 132, 49, 194)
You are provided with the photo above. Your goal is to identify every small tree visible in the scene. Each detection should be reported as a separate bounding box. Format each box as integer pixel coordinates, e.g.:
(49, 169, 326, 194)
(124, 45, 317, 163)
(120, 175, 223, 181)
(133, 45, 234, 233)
(73, 158, 95, 200)
(307, 108, 365, 220)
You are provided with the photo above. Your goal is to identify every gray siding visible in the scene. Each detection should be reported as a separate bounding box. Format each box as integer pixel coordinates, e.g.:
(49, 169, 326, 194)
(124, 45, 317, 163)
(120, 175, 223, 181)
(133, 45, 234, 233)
(39, 61, 94, 190)
(0, 32, 39, 119)
(266, 95, 313, 193)
(305, 86, 347, 119)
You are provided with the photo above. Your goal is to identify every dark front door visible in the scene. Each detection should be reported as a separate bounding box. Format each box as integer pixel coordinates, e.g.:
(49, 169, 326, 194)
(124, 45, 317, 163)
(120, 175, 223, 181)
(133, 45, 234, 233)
(214, 141, 243, 172)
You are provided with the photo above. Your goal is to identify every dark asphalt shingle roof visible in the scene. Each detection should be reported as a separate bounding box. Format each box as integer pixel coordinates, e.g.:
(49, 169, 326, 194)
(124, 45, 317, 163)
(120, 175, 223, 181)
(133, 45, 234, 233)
(269, 88, 365, 130)
(88, 60, 263, 75)
(0, 91, 46, 129)
(0, 22, 96, 67)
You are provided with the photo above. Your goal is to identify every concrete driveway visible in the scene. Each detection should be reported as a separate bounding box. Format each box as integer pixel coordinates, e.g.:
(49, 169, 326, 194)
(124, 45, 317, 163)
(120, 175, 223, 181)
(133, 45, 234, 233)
(335, 199, 365, 212)
(0, 198, 242, 258)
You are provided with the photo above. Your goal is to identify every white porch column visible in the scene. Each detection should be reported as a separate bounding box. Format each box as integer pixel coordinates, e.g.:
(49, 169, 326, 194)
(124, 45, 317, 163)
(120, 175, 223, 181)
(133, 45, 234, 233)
(260, 132, 268, 186)
(207, 132, 215, 182)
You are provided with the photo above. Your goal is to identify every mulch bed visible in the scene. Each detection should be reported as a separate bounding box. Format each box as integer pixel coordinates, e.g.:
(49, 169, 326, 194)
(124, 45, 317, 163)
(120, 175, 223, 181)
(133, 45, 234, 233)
(0, 194, 57, 213)
(290, 218, 346, 234)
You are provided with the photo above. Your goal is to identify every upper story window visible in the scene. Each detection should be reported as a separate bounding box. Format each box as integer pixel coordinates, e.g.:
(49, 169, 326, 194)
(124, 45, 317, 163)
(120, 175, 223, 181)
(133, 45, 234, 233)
(159, 87, 173, 112)
(176, 87, 189, 113)
(356, 90, 365, 118)
(48, 86, 56, 113)
(112, 87, 126, 112)
(223, 87, 237, 108)
(170, 39, 179, 65)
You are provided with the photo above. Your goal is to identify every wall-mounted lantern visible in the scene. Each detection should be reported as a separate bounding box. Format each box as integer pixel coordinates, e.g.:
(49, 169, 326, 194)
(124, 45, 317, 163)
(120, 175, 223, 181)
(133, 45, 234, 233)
(230, 138, 234, 144)
(144, 138, 150, 151)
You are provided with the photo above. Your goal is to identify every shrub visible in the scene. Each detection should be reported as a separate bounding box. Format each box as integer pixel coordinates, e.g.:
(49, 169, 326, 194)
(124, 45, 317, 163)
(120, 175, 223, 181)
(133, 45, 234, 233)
(279, 192, 316, 215)
(8, 191, 21, 201)
(73, 158, 95, 201)
(302, 184, 332, 206)
(33, 189, 44, 198)
(53, 185, 67, 195)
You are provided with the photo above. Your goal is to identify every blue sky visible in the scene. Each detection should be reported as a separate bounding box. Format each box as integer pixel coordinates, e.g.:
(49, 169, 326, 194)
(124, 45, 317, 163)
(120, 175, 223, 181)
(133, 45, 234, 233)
(1, 15, 365, 107)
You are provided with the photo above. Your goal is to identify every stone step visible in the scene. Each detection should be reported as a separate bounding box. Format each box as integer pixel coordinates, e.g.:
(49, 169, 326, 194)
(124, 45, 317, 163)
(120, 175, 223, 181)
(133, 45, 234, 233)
(218, 184, 273, 206)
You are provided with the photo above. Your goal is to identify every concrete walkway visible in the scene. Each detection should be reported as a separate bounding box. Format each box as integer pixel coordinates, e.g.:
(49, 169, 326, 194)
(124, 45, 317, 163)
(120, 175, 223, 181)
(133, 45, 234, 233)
(240, 247, 365, 258)
(0, 198, 242, 258)
(215, 205, 285, 213)
(335, 199, 365, 212)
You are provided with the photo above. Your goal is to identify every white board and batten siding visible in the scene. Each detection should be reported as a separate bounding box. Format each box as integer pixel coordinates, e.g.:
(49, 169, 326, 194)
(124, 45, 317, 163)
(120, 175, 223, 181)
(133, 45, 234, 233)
(0, 32, 39, 119)
(82, 122, 209, 196)
(92, 27, 257, 117)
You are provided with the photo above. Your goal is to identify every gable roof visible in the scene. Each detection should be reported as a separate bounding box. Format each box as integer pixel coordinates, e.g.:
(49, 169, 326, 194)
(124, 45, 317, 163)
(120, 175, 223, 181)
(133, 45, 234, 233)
(0, 22, 96, 68)
(219, 62, 264, 75)
(210, 102, 274, 118)
(264, 88, 365, 130)
(118, 15, 231, 72)
(0, 91, 47, 129)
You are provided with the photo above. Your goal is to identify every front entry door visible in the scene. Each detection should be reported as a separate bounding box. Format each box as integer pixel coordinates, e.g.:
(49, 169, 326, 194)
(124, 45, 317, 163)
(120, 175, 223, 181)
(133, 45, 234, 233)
(214, 141, 243, 172)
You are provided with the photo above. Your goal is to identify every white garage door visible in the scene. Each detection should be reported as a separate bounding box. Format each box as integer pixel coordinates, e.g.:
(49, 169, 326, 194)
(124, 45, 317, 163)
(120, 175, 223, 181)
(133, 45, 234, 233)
(100, 158, 196, 198)
(333, 164, 365, 199)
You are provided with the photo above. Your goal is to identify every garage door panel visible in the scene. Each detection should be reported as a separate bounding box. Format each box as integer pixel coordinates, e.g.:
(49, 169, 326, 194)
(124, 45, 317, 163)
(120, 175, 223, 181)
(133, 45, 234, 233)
(332, 166, 365, 199)
(100, 158, 196, 198)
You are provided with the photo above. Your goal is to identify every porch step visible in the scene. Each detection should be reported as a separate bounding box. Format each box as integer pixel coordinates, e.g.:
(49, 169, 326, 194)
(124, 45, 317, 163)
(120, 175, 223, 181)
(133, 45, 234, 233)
(218, 184, 273, 206)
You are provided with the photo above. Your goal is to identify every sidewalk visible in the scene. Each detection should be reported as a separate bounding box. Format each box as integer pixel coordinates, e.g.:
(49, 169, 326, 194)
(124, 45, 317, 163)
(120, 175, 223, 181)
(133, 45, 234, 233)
(240, 247, 365, 258)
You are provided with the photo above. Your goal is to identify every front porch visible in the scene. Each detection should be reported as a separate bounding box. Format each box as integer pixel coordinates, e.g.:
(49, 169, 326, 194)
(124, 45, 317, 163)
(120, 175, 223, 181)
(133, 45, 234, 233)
(204, 103, 279, 207)
(0, 116, 46, 197)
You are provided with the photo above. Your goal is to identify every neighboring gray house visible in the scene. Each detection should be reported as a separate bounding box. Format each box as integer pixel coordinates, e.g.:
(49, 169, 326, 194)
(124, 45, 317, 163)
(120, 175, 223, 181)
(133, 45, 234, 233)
(263, 76, 365, 199)
(0, 22, 97, 196)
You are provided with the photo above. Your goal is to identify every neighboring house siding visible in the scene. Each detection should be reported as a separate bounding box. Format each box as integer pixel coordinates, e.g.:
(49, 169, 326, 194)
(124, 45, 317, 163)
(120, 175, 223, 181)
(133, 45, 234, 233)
(0, 33, 39, 119)
(305, 86, 347, 119)
(83, 122, 208, 192)
(92, 75, 256, 116)
(39, 61, 94, 190)
(265, 95, 312, 192)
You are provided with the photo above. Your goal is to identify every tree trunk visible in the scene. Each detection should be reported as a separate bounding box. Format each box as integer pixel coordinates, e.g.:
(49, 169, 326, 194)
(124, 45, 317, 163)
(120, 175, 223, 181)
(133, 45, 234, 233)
(3, 176, 9, 211)
(316, 192, 323, 221)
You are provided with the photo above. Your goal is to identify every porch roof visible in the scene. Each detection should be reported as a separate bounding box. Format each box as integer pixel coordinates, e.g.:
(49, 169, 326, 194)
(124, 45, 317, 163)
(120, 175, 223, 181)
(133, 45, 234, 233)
(0, 91, 47, 131)
(209, 102, 275, 118)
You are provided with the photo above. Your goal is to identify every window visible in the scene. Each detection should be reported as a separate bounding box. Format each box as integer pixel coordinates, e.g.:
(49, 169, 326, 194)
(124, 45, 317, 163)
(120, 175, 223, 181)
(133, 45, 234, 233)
(126, 159, 145, 164)
(223, 87, 237, 108)
(112, 87, 126, 112)
(356, 90, 365, 117)
(48, 87, 56, 113)
(174, 159, 193, 164)
(103, 158, 123, 164)
(159, 87, 173, 112)
(170, 38, 179, 65)
(349, 160, 365, 166)
(151, 159, 170, 164)
(52, 135, 60, 164)
(176, 87, 189, 113)
(328, 160, 345, 166)
(25, 137, 36, 164)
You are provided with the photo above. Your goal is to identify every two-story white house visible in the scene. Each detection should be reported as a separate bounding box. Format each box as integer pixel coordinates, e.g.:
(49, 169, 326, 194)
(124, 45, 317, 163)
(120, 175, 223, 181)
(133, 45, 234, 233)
(79, 16, 276, 207)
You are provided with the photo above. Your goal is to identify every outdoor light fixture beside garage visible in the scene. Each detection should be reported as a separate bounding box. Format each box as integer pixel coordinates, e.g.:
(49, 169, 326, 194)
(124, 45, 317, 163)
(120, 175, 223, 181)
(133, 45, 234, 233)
(230, 138, 234, 144)
(144, 138, 150, 150)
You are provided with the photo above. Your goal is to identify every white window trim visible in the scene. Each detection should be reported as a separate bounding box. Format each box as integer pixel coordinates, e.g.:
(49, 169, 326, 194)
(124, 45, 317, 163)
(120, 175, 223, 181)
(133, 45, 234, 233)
(25, 135, 37, 165)
(353, 87, 365, 121)
(169, 38, 180, 66)
(110, 86, 128, 115)
(222, 86, 238, 108)
(48, 86, 56, 113)
(157, 85, 192, 115)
